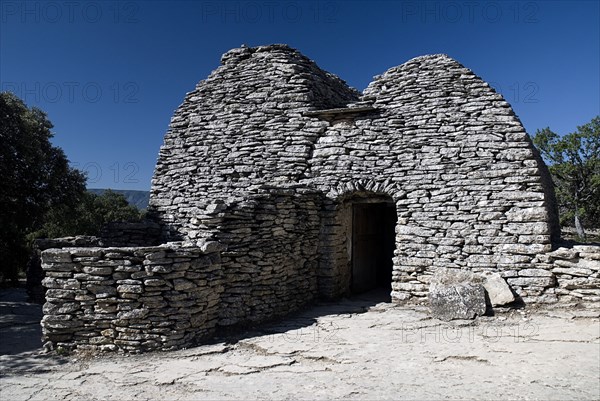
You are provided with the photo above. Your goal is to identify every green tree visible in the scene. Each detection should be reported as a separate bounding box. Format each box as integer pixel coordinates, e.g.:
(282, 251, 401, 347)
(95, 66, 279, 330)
(33, 190, 143, 239)
(532, 116, 600, 240)
(0, 92, 87, 283)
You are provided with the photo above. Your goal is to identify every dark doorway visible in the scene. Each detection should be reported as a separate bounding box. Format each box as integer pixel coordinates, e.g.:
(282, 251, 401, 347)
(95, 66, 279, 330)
(351, 202, 397, 294)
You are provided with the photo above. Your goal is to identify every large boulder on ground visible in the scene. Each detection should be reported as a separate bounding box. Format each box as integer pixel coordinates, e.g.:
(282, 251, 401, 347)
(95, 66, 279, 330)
(429, 269, 487, 320)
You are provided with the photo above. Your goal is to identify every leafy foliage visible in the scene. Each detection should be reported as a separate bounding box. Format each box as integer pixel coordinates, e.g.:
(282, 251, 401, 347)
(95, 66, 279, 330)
(87, 189, 150, 210)
(32, 190, 144, 239)
(0, 92, 87, 282)
(532, 116, 600, 239)
(0, 93, 144, 283)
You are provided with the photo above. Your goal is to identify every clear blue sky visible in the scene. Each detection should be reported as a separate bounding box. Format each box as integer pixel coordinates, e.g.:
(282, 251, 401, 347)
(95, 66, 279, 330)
(1, 0, 599, 190)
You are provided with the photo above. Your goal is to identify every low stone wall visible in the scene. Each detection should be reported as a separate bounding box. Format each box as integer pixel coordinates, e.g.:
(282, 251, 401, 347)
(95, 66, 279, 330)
(27, 237, 104, 304)
(547, 244, 600, 304)
(492, 243, 600, 305)
(35, 236, 104, 249)
(41, 242, 224, 353)
(40, 237, 599, 353)
(397, 243, 600, 306)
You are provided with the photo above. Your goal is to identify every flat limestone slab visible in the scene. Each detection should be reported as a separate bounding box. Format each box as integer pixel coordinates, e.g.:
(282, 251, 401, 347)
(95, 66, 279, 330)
(482, 272, 516, 306)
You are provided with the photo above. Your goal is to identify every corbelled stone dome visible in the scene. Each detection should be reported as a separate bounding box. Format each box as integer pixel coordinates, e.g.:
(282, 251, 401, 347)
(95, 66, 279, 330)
(149, 45, 559, 321)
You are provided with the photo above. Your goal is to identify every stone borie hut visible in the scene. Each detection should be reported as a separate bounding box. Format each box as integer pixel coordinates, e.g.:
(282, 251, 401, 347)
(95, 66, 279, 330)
(150, 44, 559, 308)
(42, 45, 599, 353)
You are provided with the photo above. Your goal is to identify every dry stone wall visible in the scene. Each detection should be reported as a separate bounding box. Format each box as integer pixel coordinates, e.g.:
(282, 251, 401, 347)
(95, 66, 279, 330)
(210, 188, 322, 326)
(149, 44, 357, 325)
(41, 243, 224, 352)
(544, 244, 600, 303)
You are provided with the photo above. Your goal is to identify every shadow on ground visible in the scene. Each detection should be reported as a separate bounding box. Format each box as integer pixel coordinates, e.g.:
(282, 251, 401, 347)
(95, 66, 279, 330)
(210, 288, 393, 346)
(0, 287, 391, 375)
(0, 288, 68, 374)
(0, 288, 43, 355)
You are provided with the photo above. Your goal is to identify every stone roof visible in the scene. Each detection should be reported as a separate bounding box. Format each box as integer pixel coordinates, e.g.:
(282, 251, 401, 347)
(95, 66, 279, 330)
(149, 44, 559, 245)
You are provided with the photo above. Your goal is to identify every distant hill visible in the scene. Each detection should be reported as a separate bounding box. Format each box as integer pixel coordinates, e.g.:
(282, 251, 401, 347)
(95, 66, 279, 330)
(88, 189, 150, 210)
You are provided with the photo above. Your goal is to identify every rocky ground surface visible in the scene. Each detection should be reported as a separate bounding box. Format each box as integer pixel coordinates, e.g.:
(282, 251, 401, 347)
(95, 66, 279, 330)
(1, 288, 599, 400)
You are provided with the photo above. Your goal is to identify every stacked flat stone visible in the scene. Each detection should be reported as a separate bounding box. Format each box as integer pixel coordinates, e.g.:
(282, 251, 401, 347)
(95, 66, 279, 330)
(40, 45, 599, 353)
(310, 54, 562, 302)
(149, 45, 560, 305)
(544, 244, 600, 303)
(150, 44, 357, 325)
(151, 44, 357, 238)
(41, 243, 224, 353)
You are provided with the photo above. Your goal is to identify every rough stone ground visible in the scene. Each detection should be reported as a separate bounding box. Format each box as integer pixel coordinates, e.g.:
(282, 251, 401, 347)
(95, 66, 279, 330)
(1, 288, 599, 400)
